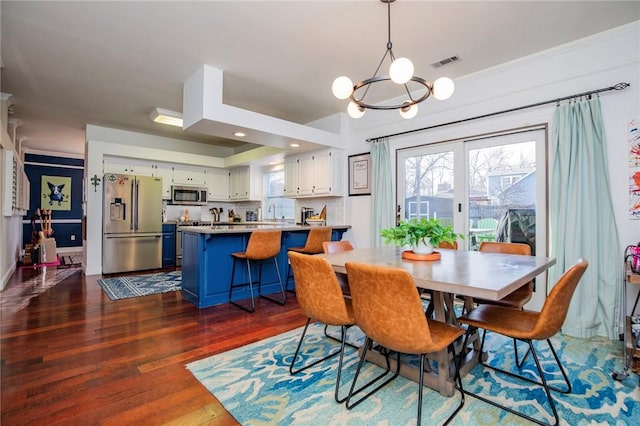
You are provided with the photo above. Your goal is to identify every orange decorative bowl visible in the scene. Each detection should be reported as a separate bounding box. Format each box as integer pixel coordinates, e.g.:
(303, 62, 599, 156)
(402, 250, 441, 261)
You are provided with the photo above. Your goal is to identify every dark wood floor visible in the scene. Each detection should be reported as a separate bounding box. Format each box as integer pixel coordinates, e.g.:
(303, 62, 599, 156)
(1, 265, 307, 425)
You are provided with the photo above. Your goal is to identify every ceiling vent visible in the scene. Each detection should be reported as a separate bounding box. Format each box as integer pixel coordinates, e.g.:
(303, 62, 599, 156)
(431, 55, 461, 69)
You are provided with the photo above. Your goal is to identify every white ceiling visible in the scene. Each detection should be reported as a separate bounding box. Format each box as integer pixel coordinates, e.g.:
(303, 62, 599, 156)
(2, 1, 639, 157)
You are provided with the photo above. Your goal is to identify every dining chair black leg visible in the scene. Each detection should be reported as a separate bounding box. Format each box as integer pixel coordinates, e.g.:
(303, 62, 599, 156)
(323, 325, 358, 349)
(463, 337, 566, 426)
(514, 338, 531, 368)
(443, 342, 465, 425)
(345, 337, 401, 410)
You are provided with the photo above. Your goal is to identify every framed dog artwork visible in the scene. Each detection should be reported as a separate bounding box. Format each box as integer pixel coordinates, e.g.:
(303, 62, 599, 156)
(41, 175, 71, 211)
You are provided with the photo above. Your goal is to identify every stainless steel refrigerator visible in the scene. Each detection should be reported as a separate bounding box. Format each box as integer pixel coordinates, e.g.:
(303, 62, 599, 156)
(103, 174, 163, 274)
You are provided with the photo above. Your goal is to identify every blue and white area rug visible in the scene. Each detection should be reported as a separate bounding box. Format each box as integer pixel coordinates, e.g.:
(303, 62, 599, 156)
(187, 322, 640, 425)
(97, 270, 181, 300)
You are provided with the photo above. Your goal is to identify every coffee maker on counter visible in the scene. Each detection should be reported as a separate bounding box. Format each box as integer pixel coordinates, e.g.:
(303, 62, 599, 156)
(300, 207, 315, 225)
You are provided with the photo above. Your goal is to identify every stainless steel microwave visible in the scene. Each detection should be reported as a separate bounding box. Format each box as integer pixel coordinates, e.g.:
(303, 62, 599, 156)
(171, 185, 208, 205)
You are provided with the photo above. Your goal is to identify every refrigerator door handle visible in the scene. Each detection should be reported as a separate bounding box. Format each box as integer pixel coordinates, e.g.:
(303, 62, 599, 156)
(130, 180, 135, 230)
(134, 179, 140, 230)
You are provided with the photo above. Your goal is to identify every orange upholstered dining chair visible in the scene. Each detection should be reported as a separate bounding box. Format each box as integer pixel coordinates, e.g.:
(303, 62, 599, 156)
(477, 242, 533, 308)
(344, 261, 465, 425)
(471, 241, 534, 364)
(287, 251, 356, 403)
(322, 240, 354, 254)
(228, 229, 286, 313)
(457, 259, 588, 426)
(322, 240, 354, 297)
(438, 240, 458, 250)
(285, 227, 333, 292)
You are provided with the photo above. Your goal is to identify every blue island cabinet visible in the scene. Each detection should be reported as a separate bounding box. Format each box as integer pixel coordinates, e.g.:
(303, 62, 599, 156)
(162, 223, 176, 267)
(181, 227, 349, 308)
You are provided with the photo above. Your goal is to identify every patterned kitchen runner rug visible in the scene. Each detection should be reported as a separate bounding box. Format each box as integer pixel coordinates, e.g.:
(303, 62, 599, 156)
(97, 270, 181, 300)
(186, 322, 640, 425)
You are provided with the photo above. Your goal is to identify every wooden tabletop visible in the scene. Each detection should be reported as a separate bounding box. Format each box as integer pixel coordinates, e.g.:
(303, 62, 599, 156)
(319, 246, 556, 301)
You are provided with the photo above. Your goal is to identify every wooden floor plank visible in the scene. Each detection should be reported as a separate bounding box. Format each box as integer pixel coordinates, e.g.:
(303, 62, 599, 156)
(1, 266, 306, 424)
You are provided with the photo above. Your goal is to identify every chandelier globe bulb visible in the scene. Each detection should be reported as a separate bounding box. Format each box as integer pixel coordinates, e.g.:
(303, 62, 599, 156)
(432, 77, 455, 100)
(347, 101, 366, 119)
(389, 57, 414, 85)
(332, 76, 354, 100)
(399, 101, 418, 119)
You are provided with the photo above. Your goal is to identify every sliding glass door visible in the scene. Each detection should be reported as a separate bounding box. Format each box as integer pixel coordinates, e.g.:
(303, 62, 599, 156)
(397, 127, 547, 254)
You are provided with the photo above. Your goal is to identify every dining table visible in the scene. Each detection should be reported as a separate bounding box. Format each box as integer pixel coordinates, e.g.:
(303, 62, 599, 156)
(318, 245, 556, 396)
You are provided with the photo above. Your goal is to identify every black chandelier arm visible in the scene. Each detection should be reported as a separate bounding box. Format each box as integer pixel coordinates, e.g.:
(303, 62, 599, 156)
(351, 75, 432, 110)
(360, 48, 395, 102)
(402, 81, 415, 102)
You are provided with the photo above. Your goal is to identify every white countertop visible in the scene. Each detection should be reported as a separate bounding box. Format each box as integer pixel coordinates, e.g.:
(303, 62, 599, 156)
(180, 224, 351, 234)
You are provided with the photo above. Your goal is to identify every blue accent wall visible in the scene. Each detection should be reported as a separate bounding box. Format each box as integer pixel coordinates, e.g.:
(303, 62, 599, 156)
(22, 154, 84, 249)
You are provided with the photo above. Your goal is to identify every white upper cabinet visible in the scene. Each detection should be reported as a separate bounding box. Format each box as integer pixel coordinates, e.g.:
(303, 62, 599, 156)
(284, 148, 344, 198)
(297, 154, 315, 196)
(153, 163, 173, 199)
(172, 164, 206, 186)
(229, 166, 262, 201)
(104, 157, 153, 176)
(104, 157, 173, 198)
(206, 167, 230, 201)
(284, 156, 299, 197)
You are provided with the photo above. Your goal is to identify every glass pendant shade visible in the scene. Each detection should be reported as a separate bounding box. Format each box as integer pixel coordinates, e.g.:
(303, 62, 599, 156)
(399, 101, 418, 119)
(332, 76, 354, 100)
(347, 101, 366, 118)
(432, 77, 455, 100)
(389, 57, 414, 84)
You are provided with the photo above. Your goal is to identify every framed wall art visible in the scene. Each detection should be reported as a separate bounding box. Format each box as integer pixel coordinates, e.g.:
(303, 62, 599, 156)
(348, 152, 371, 196)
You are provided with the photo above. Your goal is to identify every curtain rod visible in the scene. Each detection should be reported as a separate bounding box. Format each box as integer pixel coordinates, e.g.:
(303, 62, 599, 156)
(366, 82, 630, 143)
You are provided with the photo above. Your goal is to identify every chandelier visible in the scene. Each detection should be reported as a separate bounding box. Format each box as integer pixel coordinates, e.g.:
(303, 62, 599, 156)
(331, 0, 455, 119)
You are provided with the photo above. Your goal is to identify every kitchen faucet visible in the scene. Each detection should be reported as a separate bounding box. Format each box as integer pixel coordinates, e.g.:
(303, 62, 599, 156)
(268, 203, 276, 221)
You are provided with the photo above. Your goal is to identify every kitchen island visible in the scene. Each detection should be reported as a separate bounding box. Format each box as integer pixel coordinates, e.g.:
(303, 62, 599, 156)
(180, 224, 350, 308)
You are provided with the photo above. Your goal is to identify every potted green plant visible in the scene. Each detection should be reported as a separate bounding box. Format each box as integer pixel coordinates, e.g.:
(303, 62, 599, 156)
(380, 218, 463, 254)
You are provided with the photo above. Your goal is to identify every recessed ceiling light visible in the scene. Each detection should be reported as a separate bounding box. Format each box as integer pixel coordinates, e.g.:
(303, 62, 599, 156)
(290, 143, 300, 148)
(234, 131, 246, 137)
(150, 108, 183, 127)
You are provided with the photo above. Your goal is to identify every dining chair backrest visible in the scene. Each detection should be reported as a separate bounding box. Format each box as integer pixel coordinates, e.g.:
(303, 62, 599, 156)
(439, 240, 458, 250)
(244, 230, 282, 260)
(300, 227, 332, 254)
(322, 240, 354, 254)
(478, 241, 530, 255)
(288, 251, 353, 325)
(345, 261, 436, 354)
(532, 259, 588, 339)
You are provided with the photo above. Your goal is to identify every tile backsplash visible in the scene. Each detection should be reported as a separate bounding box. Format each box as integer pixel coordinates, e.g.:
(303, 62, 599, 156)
(163, 197, 345, 224)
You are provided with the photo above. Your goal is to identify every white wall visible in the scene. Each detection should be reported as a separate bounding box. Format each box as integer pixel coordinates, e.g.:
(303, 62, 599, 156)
(340, 21, 640, 309)
(0, 95, 23, 290)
